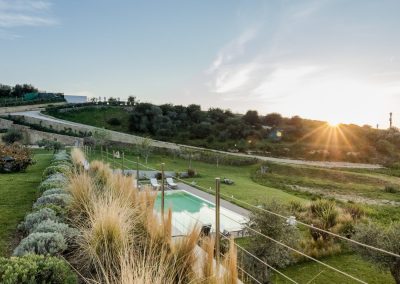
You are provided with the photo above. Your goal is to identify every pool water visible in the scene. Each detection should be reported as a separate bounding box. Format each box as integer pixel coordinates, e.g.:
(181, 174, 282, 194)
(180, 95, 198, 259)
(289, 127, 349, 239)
(155, 190, 247, 235)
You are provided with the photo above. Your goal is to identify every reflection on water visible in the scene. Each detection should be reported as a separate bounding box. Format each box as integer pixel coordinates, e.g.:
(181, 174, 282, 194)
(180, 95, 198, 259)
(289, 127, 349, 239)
(155, 191, 247, 234)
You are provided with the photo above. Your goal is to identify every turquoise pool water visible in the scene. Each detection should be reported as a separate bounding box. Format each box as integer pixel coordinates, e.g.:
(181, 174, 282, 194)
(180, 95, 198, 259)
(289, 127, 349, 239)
(155, 190, 247, 235)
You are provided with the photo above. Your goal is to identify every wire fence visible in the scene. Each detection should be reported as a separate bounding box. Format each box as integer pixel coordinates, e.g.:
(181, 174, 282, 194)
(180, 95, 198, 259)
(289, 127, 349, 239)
(81, 146, 399, 284)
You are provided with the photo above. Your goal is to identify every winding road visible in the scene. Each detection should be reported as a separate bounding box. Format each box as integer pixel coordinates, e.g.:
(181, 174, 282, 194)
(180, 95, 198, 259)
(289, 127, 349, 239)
(10, 110, 383, 169)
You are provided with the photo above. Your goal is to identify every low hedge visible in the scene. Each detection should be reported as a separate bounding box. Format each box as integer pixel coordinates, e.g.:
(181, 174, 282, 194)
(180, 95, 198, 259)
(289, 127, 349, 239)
(0, 254, 77, 284)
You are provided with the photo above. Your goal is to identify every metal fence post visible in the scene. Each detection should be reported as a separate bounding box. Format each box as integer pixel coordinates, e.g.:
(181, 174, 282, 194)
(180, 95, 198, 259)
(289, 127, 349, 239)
(101, 145, 103, 162)
(215, 177, 221, 272)
(136, 157, 139, 183)
(161, 163, 165, 218)
(122, 152, 125, 175)
(106, 148, 109, 163)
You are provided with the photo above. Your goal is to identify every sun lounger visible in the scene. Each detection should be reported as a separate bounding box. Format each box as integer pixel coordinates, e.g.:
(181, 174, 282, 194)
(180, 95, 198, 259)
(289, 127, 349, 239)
(150, 178, 160, 190)
(166, 177, 178, 189)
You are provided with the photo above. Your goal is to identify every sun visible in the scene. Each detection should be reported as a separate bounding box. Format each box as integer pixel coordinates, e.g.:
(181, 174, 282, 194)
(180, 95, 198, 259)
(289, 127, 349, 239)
(327, 119, 341, 128)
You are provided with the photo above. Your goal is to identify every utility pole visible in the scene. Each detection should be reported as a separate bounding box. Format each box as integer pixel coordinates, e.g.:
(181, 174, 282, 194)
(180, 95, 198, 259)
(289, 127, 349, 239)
(161, 163, 165, 218)
(389, 112, 393, 129)
(215, 177, 221, 273)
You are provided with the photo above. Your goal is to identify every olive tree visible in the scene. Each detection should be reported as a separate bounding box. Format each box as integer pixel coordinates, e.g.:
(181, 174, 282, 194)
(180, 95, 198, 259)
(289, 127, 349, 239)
(353, 222, 400, 284)
(137, 137, 152, 164)
(244, 200, 300, 283)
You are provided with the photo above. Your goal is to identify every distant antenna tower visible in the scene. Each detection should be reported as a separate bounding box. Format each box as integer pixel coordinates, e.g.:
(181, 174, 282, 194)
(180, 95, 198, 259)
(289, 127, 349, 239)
(389, 112, 393, 129)
(376, 124, 379, 129)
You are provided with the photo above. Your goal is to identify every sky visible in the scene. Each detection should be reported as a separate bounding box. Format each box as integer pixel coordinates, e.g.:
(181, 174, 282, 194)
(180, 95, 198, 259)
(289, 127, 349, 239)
(0, 0, 399, 128)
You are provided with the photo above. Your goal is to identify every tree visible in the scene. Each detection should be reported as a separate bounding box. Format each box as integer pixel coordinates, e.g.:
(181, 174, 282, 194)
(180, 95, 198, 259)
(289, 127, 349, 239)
(263, 113, 283, 127)
(245, 201, 300, 283)
(242, 110, 260, 126)
(37, 139, 64, 153)
(0, 84, 12, 98)
(353, 222, 400, 284)
(127, 96, 136, 106)
(1, 128, 23, 144)
(92, 128, 111, 147)
(137, 137, 152, 164)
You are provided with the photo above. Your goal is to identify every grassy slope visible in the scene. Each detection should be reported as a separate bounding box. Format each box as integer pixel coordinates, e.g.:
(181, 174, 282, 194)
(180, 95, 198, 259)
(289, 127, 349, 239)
(49, 107, 130, 133)
(0, 150, 52, 256)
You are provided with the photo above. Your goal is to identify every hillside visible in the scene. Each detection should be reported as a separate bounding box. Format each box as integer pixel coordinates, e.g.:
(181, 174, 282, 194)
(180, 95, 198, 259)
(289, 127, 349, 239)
(46, 103, 400, 166)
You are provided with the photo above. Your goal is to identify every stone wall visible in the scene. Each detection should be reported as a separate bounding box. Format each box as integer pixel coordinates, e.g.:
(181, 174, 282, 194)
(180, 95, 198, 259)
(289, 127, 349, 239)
(0, 118, 83, 146)
(9, 114, 180, 150)
(0, 102, 66, 115)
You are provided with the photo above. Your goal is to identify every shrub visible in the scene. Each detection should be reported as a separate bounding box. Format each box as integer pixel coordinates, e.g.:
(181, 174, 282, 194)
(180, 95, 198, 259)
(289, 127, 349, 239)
(42, 165, 71, 179)
(34, 204, 67, 219)
(1, 128, 23, 144)
(42, 188, 67, 196)
(384, 185, 399, 193)
(245, 200, 300, 283)
(353, 222, 400, 284)
(53, 150, 70, 162)
(32, 220, 79, 242)
(187, 168, 196, 178)
(38, 179, 67, 193)
(107, 117, 121, 126)
(0, 144, 34, 173)
(33, 194, 72, 209)
(13, 232, 67, 256)
(288, 200, 305, 214)
(344, 203, 365, 220)
(18, 208, 59, 233)
(0, 254, 77, 284)
(309, 199, 338, 229)
(37, 139, 64, 153)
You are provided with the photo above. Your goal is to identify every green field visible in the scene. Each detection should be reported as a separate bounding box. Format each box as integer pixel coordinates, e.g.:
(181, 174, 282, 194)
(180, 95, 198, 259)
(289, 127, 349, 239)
(0, 150, 52, 256)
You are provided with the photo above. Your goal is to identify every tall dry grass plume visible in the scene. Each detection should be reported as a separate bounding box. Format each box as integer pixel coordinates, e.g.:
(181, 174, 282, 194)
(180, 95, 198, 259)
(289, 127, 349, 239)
(71, 147, 86, 168)
(67, 159, 239, 283)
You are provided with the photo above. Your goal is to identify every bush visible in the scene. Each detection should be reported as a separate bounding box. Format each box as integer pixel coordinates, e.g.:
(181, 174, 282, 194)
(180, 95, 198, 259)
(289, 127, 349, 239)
(0, 254, 77, 284)
(13, 232, 67, 256)
(53, 150, 70, 162)
(32, 220, 79, 242)
(34, 204, 67, 219)
(1, 128, 23, 144)
(0, 144, 34, 173)
(245, 200, 300, 282)
(187, 168, 196, 178)
(38, 178, 67, 193)
(344, 203, 365, 220)
(42, 164, 71, 179)
(33, 194, 72, 209)
(107, 117, 121, 126)
(18, 208, 59, 233)
(42, 188, 67, 196)
(37, 139, 64, 153)
(384, 185, 399, 193)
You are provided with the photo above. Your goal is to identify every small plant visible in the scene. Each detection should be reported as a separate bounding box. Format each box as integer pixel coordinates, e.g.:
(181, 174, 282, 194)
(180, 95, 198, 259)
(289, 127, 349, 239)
(13, 232, 67, 256)
(288, 200, 305, 214)
(344, 203, 365, 220)
(187, 168, 196, 178)
(42, 188, 67, 196)
(18, 208, 59, 233)
(107, 117, 121, 126)
(384, 185, 399, 193)
(32, 220, 79, 242)
(1, 128, 23, 144)
(0, 254, 77, 284)
(34, 204, 67, 219)
(42, 164, 71, 179)
(37, 139, 64, 153)
(33, 193, 72, 209)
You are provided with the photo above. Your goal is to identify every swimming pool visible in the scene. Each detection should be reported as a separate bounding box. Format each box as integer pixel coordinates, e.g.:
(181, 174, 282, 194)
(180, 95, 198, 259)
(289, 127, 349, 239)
(155, 190, 247, 235)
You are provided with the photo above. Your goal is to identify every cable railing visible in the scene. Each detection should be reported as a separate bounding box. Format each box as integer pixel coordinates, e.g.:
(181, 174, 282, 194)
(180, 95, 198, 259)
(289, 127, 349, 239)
(83, 147, 399, 284)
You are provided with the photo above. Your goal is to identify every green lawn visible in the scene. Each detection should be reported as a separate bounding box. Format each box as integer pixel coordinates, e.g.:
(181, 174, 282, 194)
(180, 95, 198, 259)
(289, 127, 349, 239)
(272, 253, 394, 284)
(88, 150, 306, 207)
(0, 150, 52, 256)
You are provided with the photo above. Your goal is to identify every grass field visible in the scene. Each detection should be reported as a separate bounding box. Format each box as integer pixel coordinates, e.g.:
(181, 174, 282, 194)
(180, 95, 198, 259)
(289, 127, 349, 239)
(0, 150, 52, 256)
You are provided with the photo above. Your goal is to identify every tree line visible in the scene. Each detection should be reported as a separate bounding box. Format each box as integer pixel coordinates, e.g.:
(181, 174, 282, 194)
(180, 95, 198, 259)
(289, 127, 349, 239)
(0, 84, 38, 98)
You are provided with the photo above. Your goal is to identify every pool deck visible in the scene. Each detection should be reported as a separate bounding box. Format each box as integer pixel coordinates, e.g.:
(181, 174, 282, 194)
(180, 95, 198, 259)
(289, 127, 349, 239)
(176, 183, 250, 218)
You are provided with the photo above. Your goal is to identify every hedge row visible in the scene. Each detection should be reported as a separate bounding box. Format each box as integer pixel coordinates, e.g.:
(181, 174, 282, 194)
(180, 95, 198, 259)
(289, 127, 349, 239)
(0, 151, 78, 284)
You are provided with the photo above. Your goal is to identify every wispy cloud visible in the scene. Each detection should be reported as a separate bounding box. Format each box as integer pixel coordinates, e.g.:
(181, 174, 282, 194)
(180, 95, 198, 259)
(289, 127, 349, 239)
(0, 0, 56, 30)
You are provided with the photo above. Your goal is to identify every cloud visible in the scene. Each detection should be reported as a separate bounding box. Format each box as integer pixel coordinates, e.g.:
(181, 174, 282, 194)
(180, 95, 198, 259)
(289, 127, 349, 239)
(0, 0, 56, 30)
(207, 29, 257, 73)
